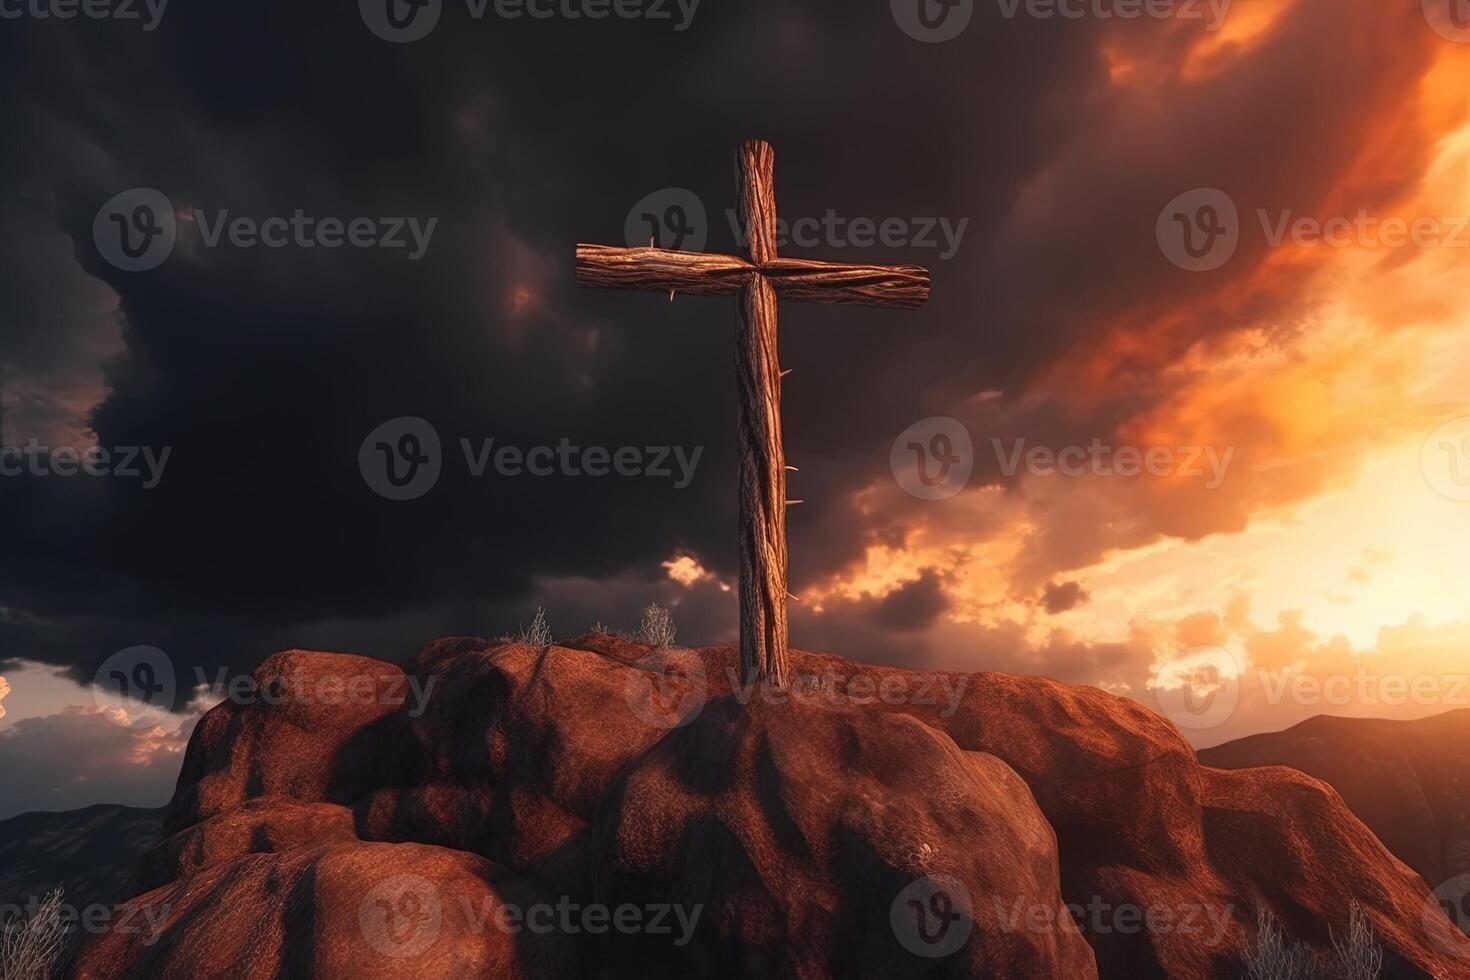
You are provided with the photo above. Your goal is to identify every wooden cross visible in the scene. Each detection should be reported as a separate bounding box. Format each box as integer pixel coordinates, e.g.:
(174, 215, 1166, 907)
(576, 140, 931, 686)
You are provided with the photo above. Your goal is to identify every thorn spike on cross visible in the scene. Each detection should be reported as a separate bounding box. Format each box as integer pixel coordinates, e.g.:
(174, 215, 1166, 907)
(575, 140, 931, 687)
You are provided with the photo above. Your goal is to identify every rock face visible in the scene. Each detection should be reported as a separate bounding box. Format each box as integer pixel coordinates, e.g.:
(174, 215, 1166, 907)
(1201, 710, 1470, 892)
(71, 639, 1470, 979)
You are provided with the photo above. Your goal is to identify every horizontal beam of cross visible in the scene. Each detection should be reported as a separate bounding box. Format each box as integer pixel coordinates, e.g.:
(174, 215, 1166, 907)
(575, 244, 931, 309)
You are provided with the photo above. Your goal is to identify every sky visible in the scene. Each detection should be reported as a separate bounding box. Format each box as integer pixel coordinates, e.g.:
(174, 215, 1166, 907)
(0, 0, 1468, 818)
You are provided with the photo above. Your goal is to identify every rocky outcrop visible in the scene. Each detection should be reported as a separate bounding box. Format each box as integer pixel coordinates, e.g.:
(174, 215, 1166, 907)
(70, 638, 1470, 978)
(73, 842, 576, 980)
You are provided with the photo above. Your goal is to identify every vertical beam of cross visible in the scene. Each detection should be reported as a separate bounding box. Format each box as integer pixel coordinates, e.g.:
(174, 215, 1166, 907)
(575, 140, 931, 686)
(734, 141, 790, 685)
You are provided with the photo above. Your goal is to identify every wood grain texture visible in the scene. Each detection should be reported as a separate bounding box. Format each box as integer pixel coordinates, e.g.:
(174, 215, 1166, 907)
(575, 245, 752, 295)
(737, 140, 779, 265)
(736, 273, 790, 688)
(575, 247, 931, 310)
(761, 257, 931, 309)
(574, 140, 933, 688)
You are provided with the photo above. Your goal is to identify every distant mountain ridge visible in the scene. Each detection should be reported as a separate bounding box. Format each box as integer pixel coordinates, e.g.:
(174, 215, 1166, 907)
(1201, 709, 1470, 889)
(0, 803, 163, 911)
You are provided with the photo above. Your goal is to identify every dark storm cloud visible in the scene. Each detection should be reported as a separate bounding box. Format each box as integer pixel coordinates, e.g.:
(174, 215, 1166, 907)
(1041, 580, 1089, 615)
(0, 0, 1104, 686)
(866, 569, 950, 632)
(0, 0, 1448, 704)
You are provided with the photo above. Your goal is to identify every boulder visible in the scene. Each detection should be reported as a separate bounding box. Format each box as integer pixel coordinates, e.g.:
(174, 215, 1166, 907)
(73, 842, 575, 980)
(71, 636, 1470, 978)
(164, 650, 411, 834)
(590, 691, 1097, 978)
(138, 799, 357, 891)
